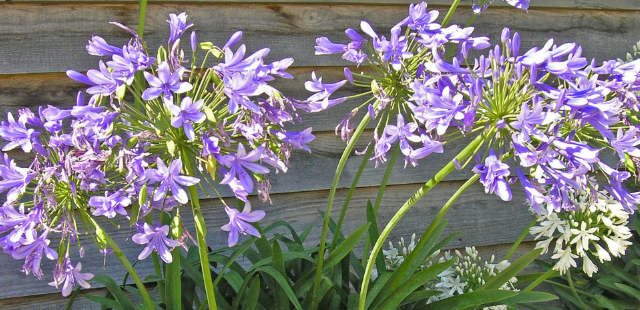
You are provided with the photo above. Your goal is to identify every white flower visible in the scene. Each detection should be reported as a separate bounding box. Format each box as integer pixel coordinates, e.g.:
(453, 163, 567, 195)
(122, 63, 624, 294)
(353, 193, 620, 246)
(602, 235, 630, 258)
(582, 256, 598, 277)
(551, 247, 578, 275)
(593, 243, 612, 262)
(570, 222, 599, 255)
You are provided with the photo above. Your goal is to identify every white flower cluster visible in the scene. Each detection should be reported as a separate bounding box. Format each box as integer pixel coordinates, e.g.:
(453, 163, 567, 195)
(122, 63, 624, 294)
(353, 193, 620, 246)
(382, 238, 516, 309)
(530, 190, 633, 277)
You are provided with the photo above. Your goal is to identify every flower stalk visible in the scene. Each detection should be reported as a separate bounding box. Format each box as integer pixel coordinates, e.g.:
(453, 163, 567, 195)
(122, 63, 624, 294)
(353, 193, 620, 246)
(359, 131, 488, 310)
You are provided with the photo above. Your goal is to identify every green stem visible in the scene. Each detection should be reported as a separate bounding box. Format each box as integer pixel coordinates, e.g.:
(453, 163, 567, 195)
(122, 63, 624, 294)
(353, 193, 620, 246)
(368, 173, 480, 309)
(166, 211, 182, 310)
(359, 132, 487, 310)
(441, 0, 462, 27)
(524, 269, 558, 292)
(332, 144, 374, 247)
(80, 210, 155, 309)
(373, 144, 401, 214)
(182, 157, 218, 310)
(138, 0, 148, 38)
(567, 269, 588, 309)
(311, 113, 371, 309)
(505, 218, 536, 260)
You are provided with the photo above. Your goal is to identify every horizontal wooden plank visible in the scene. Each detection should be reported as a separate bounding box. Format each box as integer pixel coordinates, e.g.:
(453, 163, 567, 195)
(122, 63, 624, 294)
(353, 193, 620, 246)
(0, 241, 539, 309)
(1, 3, 639, 74)
(4, 0, 639, 11)
(0, 180, 535, 299)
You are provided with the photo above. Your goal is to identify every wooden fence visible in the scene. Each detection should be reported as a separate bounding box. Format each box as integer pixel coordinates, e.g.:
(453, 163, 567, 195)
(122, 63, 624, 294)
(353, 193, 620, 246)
(0, 0, 638, 308)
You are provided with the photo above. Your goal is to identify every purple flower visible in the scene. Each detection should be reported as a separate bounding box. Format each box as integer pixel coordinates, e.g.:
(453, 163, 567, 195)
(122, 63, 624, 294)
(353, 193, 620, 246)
(517, 169, 547, 214)
(66, 61, 118, 96)
(302, 72, 348, 112)
(0, 155, 35, 204)
(11, 232, 57, 280)
(219, 144, 270, 196)
(272, 127, 315, 152)
(86, 35, 122, 57)
(473, 150, 512, 201)
(107, 43, 153, 85)
(600, 164, 640, 213)
(41, 106, 71, 132)
(141, 62, 192, 104)
(0, 112, 40, 153)
(169, 96, 206, 141)
(221, 203, 265, 247)
(610, 127, 640, 160)
(223, 73, 263, 114)
(167, 12, 193, 45)
(202, 135, 220, 157)
(315, 28, 367, 65)
(48, 257, 93, 297)
(146, 158, 200, 204)
(132, 223, 181, 263)
(505, 0, 529, 10)
(88, 191, 131, 219)
(404, 2, 441, 33)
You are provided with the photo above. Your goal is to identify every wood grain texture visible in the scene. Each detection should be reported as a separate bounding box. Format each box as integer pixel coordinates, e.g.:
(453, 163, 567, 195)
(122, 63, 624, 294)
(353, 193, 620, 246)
(1, 3, 639, 74)
(0, 181, 535, 299)
(4, 0, 639, 11)
(0, 241, 539, 309)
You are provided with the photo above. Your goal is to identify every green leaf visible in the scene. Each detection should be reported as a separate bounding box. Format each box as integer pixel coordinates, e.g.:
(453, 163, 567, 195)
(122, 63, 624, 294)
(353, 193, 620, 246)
(242, 276, 261, 310)
(500, 291, 558, 305)
(424, 290, 519, 310)
(272, 240, 288, 310)
(374, 260, 453, 310)
(92, 275, 135, 310)
(366, 200, 386, 277)
(212, 238, 256, 287)
(324, 223, 370, 269)
(255, 266, 303, 310)
(157, 46, 167, 63)
(614, 282, 640, 301)
(482, 248, 542, 290)
(625, 153, 636, 174)
(84, 295, 123, 309)
(399, 290, 440, 307)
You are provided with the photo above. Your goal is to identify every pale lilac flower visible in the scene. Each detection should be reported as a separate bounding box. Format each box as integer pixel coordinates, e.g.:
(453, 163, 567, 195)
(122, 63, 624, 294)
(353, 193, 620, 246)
(88, 191, 131, 218)
(272, 128, 315, 152)
(473, 150, 512, 201)
(610, 127, 640, 160)
(48, 257, 93, 297)
(0, 113, 40, 153)
(169, 97, 206, 141)
(86, 35, 122, 57)
(0, 155, 35, 204)
(146, 158, 200, 204)
(66, 61, 118, 96)
(12, 232, 57, 280)
(132, 223, 181, 263)
(202, 135, 220, 157)
(517, 169, 547, 214)
(141, 62, 192, 104)
(167, 12, 193, 45)
(221, 203, 265, 247)
(219, 144, 270, 195)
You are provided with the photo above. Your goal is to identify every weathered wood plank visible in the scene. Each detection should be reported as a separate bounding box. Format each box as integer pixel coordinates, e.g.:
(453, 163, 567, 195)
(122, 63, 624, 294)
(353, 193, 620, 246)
(1, 3, 639, 74)
(5, 0, 639, 11)
(0, 180, 535, 299)
(0, 241, 539, 309)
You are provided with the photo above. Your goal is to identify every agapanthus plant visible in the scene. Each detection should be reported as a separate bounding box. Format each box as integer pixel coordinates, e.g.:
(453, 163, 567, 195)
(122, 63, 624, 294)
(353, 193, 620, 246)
(300, 1, 640, 309)
(0, 12, 312, 308)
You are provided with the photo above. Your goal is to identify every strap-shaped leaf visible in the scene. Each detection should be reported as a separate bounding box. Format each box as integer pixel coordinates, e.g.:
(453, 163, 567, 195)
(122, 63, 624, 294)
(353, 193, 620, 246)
(424, 289, 518, 310)
(242, 276, 261, 310)
(84, 295, 123, 310)
(374, 260, 453, 310)
(482, 248, 542, 290)
(366, 200, 386, 278)
(256, 266, 304, 310)
(92, 275, 135, 310)
(500, 291, 558, 305)
(324, 223, 370, 269)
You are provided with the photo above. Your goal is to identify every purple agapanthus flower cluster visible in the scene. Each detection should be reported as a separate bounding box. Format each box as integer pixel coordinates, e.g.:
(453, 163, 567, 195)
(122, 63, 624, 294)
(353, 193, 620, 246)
(303, 1, 640, 217)
(0, 12, 314, 296)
